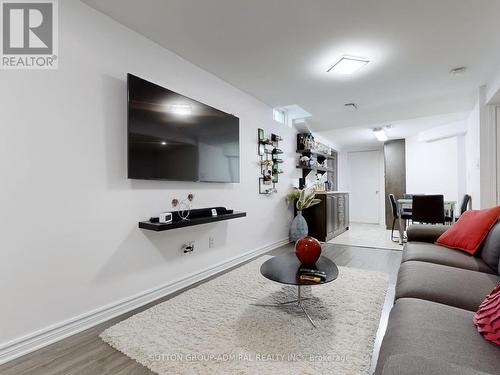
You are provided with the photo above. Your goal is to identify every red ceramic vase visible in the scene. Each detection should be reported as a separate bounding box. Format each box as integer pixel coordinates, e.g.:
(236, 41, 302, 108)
(295, 236, 322, 265)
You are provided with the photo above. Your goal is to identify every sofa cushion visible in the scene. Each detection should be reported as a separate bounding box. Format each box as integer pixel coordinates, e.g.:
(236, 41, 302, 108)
(435, 207, 500, 254)
(381, 354, 492, 375)
(375, 298, 500, 375)
(406, 224, 449, 243)
(480, 221, 500, 273)
(402, 242, 495, 274)
(396, 261, 500, 311)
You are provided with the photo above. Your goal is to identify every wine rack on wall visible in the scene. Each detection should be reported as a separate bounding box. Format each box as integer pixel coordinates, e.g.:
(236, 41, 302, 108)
(258, 128, 283, 195)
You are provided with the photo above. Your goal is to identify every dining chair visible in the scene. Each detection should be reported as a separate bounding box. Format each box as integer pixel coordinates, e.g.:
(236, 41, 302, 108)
(389, 194, 412, 242)
(446, 194, 471, 223)
(403, 193, 425, 199)
(460, 194, 472, 215)
(402, 193, 424, 217)
(411, 194, 445, 224)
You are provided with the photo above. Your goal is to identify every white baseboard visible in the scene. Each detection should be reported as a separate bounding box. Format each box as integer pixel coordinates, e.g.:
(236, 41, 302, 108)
(0, 238, 289, 365)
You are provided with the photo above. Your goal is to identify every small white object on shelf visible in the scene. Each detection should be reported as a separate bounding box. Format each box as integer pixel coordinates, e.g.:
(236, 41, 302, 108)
(159, 212, 173, 224)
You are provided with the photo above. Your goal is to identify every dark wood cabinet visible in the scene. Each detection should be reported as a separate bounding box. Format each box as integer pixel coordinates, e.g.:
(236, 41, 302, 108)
(301, 192, 349, 242)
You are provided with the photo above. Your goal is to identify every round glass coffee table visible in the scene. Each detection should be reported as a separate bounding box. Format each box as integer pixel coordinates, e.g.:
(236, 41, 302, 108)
(255, 252, 339, 328)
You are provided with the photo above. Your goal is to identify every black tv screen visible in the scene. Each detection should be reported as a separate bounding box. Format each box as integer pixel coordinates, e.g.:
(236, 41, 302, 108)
(127, 74, 240, 182)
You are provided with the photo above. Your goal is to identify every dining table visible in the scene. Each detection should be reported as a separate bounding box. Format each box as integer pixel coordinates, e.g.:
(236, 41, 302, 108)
(396, 198, 456, 245)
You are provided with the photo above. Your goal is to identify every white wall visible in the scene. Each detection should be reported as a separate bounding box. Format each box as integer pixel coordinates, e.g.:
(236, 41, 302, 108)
(486, 67, 500, 105)
(464, 85, 499, 209)
(478, 86, 498, 208)
(405, 135, 462, 208)
(464, 63, 500, 210)
(456, 135, 467, 204)
(0, 0, 300, 359)
(337, 151, 349, 191)
(465, 100, 481, 208)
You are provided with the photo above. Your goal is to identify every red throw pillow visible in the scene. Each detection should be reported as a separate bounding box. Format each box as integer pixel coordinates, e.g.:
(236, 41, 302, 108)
(473, 284, 500, 346)
(435, 206, 500, 254)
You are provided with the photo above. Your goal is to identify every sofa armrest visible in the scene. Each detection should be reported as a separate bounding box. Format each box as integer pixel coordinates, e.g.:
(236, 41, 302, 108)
(406, 224, 449, 243)
(381, 354, 491, 375)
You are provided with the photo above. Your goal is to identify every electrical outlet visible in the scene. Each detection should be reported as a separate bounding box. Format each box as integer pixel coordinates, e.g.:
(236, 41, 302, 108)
(208, 237, 214, 248)
(181, 242, 195, 254)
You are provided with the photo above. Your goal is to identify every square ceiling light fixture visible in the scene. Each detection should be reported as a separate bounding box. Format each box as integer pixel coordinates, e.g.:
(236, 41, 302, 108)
(327, 56, 370, 74)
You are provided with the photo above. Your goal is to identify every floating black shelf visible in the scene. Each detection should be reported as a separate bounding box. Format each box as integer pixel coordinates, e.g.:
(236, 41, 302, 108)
(296, 165, 335, 173)
(139, 207, 246, 232)
(296, 149, 335, 160)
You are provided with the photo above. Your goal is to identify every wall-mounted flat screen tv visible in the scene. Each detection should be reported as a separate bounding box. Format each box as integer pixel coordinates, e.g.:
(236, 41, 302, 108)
(127, 74, 240, 182)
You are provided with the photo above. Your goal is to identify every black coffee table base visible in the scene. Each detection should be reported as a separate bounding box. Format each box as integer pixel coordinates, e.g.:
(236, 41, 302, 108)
(252, 285, 317, 328)
(255, 253, 339, 329)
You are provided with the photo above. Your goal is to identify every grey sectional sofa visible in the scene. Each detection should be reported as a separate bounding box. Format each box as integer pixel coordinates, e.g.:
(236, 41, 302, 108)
(375, 223, 500, 375)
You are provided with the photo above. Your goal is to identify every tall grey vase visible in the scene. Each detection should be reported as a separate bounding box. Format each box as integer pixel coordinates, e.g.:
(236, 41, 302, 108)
(290, 210, 308, 242)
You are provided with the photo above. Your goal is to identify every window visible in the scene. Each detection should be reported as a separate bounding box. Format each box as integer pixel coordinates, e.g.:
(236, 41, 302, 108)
(273, 108, 287, 125)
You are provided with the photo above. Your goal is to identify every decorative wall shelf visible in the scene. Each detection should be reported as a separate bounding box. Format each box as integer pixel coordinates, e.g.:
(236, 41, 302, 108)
(258, 128, 283, 195)
(296, 133, 338, 190)
(139, 207, 246, 232)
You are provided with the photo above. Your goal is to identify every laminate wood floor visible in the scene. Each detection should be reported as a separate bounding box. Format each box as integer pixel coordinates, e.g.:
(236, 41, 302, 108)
(0, 243, 402, 375)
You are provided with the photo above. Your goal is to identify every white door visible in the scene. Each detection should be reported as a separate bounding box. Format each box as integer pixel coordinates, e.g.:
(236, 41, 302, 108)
(348, 150, 381, 223)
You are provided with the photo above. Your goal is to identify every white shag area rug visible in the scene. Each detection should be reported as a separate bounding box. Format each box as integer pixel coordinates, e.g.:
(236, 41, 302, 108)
(100, 255, 389, 375)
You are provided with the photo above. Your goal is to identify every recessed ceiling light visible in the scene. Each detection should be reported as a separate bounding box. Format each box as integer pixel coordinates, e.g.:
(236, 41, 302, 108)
(450, 66, 467, 75)
(327, 56, 370, 74)
(161, 141, 167, 145)
(373, 128, 388, 142)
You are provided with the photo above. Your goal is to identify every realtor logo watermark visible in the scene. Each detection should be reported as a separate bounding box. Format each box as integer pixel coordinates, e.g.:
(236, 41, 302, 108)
(1, 0, 58, 69)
